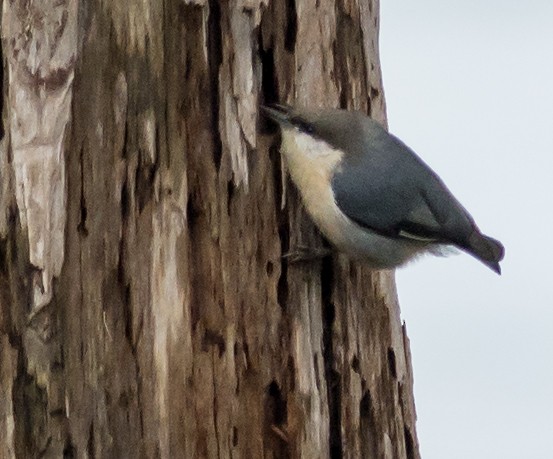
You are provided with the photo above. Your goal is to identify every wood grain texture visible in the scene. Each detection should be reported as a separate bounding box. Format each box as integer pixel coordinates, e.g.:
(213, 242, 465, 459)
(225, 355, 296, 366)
(0, 0, 420, 457)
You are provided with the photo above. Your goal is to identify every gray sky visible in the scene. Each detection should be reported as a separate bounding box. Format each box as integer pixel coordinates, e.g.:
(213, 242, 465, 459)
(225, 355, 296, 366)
(380, 1, 553, 458)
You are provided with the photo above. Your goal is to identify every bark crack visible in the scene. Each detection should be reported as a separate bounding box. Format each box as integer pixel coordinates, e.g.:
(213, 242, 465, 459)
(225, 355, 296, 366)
(207, 0, 223, 170)
(321, 257, 343, 458)
(284, 0, 298, 52)
(77, 148, 88, 237)
(0, 37, 5, 140)
(211, 351, 221, 459)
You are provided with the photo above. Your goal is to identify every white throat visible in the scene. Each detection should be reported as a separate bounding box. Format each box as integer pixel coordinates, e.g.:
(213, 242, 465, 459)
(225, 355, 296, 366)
(280, 128, 348, 243)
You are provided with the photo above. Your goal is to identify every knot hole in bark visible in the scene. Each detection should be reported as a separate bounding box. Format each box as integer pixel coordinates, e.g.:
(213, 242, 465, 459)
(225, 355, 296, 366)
(264, 380, 289, 457)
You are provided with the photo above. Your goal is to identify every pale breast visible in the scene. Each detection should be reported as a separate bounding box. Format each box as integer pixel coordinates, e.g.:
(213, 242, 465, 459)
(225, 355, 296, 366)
(280, 129, 350, 244)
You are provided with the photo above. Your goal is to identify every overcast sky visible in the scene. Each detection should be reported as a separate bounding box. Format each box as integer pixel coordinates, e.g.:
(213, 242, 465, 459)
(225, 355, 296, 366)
(380, 1, 553, 458)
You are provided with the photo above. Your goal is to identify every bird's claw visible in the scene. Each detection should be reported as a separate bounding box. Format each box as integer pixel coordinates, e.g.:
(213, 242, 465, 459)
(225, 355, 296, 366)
(282, 246, 332, 263)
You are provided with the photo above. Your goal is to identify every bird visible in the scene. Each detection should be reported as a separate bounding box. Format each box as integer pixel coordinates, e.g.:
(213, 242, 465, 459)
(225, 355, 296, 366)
(261, 104, 505, 274)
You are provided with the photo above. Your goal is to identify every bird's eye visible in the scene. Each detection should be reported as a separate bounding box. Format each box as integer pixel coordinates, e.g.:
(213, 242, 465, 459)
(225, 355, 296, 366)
(293, 118, 314, 134)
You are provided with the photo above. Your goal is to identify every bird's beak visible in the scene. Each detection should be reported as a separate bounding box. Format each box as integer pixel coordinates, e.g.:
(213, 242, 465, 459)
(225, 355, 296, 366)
(260, 104, 293, 125)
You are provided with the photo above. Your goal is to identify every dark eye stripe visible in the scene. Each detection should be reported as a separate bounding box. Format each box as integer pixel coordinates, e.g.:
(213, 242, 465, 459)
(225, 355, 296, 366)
(291, 117, 314, 134)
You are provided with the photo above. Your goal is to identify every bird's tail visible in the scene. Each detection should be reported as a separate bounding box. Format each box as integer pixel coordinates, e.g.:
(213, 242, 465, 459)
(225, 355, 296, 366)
(464, 231, 505, 274)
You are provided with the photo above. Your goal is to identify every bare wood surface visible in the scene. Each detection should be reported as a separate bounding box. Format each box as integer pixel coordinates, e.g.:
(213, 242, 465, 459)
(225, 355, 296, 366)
(0, 0, 419, 457)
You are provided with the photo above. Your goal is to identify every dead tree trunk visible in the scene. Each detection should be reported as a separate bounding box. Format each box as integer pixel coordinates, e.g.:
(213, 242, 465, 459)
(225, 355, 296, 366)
(0, 0, 419, 457)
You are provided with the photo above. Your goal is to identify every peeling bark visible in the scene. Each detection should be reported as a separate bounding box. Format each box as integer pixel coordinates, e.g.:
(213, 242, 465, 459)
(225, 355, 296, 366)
(3, 0, 77, 314)
(0, 1, 420, 458)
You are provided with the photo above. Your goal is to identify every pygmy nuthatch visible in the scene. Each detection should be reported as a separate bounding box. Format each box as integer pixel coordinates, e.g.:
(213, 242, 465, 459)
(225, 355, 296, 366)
(262, 104, 505, 274)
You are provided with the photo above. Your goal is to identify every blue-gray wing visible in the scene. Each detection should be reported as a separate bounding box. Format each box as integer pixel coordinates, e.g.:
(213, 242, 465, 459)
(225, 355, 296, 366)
(331, 128, 475, 244)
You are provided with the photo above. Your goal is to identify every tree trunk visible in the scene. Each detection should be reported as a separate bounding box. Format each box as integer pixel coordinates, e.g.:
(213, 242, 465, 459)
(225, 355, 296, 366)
(0, 0, 420, 457)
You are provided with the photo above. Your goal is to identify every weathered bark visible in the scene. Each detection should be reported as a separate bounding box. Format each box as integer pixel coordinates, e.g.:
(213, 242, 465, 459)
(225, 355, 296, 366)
(0, 0, 419, 458)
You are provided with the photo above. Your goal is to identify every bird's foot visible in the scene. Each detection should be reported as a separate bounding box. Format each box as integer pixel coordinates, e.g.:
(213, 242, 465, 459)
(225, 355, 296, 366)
(282, 246, 332, 263)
